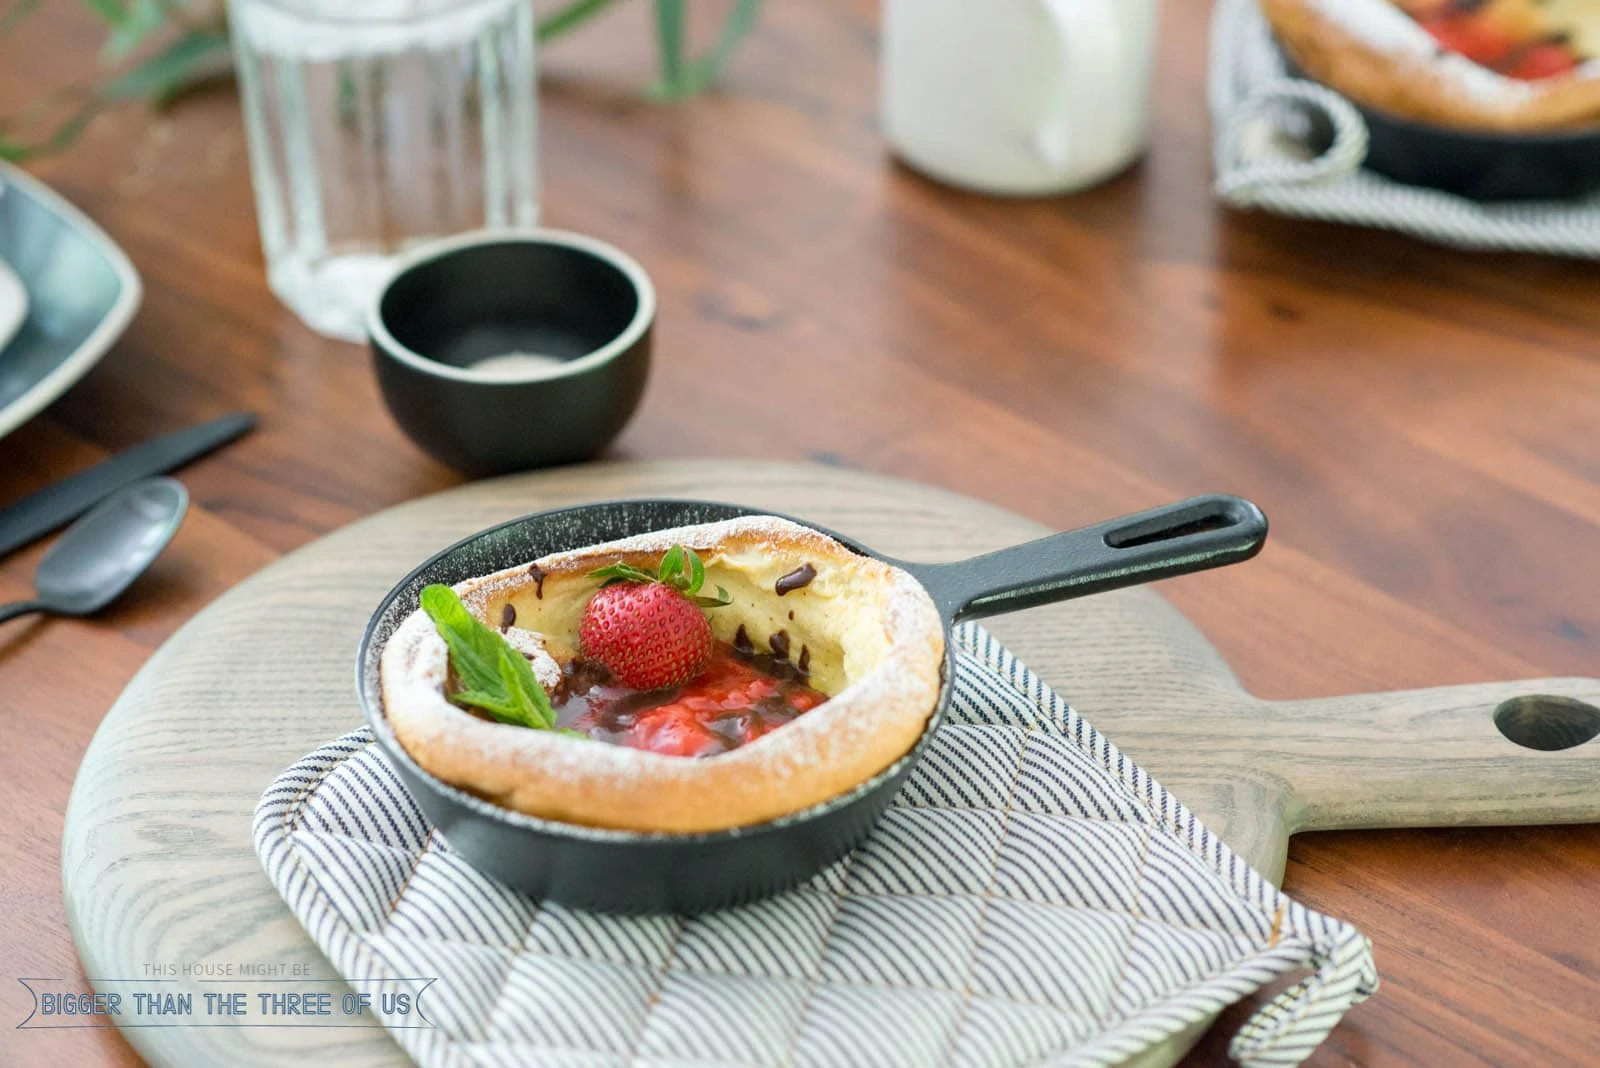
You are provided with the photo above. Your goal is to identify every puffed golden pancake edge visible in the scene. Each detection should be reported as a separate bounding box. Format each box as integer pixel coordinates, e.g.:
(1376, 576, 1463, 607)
(379, 516, 946, 833)
(1264, 0, 1600, 131)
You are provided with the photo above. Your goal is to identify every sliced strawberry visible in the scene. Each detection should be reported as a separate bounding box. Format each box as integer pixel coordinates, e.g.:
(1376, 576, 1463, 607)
(788, 690, 826, 713)
(1503, 41, 1581, 81)
(626, 705, 729, 758)
(556, 626, 832, 756)
(1420, 14, 1517, 69)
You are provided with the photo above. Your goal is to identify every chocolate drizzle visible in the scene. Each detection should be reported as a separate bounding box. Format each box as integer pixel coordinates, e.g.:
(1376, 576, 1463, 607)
(775, 563, 817, 596)
(769, 629, 791, 661)
(797, 645, 810, 678)
(733, 625, 755, 656)
(527, 563, 546, 599)
(564, 657, 614, 695)
(499, 603, 516, 631)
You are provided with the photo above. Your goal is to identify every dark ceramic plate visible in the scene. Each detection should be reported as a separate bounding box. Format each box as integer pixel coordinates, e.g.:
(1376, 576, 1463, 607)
(0, 161, 141, 440)
(357, 495, 1267, 914)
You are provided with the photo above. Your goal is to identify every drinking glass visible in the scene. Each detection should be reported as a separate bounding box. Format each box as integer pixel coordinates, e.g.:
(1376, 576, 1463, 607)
(231, 0, 539, 341)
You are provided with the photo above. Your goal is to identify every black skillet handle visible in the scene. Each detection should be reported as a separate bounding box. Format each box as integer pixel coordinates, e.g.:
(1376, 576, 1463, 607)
(898, 495, 1268, 623)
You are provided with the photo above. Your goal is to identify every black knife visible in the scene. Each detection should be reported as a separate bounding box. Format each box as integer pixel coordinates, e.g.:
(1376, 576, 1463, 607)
(0, 412, 256, 559)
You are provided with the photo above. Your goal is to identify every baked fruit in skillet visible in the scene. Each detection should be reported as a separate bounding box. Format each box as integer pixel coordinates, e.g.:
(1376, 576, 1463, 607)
(1265, 0, 1600, 130)
(379, 516, 945, 834)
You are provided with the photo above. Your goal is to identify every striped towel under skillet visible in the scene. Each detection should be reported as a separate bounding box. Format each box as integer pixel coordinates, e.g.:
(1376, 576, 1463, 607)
(255, 623, 1377, 1068)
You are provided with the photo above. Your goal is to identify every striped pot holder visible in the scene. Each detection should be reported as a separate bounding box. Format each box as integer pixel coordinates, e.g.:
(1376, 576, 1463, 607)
(255, 623, 1376, 1068)
(1211, 0, 1600, 259)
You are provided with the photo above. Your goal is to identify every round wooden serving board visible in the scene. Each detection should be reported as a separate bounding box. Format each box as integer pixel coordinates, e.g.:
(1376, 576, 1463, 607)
(62, 461, 1600, 1068)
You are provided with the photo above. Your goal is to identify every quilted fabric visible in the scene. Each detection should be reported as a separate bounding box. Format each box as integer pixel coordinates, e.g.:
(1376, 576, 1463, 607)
(255, 624, 1377, 1067)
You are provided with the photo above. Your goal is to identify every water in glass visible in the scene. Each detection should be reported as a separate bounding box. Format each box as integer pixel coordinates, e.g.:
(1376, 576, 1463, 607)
(232, 0, 538, 341)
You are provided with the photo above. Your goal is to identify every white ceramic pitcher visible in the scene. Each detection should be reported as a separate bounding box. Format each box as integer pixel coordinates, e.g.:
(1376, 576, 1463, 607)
(881, 0, 1160, 196)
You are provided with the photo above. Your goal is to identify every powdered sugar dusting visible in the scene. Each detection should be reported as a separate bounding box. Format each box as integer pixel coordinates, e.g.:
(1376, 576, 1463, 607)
(1300, 0, 1544, 105)
(456, 515, 858, 612)
(502, 627, 562, 691)
(1302, 0, 1431, 54)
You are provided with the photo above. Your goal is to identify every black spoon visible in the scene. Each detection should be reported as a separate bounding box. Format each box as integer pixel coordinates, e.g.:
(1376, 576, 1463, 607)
(0, 477, 188, 624)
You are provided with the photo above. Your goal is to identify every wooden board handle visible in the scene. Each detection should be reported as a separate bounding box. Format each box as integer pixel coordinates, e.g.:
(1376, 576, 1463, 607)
(1263, 678, 1600, 833)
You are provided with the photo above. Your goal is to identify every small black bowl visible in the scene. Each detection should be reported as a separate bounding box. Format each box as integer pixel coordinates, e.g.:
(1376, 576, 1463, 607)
(357, 494, 1268, 914)
(367, 230, 653, 475)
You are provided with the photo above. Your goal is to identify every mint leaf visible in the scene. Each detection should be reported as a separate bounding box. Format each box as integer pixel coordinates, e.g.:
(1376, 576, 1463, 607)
(588, 545, 722, 605)
(589, 561, 657, 586)
(658, 544, 685, 586)
(693, 584, 731, 608)
(452, 688, 518, 721)
(685, 546, 706, 595)
(420, 584, 555, 731)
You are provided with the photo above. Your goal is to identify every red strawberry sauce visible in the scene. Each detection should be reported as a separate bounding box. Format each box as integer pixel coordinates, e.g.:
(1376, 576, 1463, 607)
(555, 640, 827, 758)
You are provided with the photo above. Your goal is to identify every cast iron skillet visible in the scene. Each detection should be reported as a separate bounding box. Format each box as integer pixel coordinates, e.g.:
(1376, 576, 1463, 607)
(1329, 97, 1600, 202)
(1283, 58, 1600, 201)
(357, 495, 1267, 914)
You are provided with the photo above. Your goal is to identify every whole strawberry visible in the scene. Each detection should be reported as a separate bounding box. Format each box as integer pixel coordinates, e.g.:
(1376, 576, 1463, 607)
(579, 545, 731, 691)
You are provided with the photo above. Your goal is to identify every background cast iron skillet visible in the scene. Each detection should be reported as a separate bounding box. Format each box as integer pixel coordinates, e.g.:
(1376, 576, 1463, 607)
(357, 495, 1268, 914)
(1282, 58, 1600, 201)
(1325, 97, 1600, 201)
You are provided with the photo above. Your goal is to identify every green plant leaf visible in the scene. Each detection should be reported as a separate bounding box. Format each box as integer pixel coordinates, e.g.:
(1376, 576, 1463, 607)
(0, 4, 231, 160)
(79, 0, 127, 24)
(101, 26, 231, 106)
(420, 584, 556, 731)
(647, 0, 762, 100)
(536, 0, 622, 42)
(649, 0, 687, 98)
(0, 130, 29, 162)
(102, 0, 166, 61)
(0, 92, 95, 162)
(680, 0, 762, 95)
(43, 105, 97, 152)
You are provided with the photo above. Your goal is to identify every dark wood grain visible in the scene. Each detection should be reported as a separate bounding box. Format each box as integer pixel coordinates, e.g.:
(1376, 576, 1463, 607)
(4, 0, 1600, 1065)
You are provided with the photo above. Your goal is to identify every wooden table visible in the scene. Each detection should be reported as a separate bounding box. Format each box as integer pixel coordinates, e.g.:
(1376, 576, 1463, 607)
(3, 2, 1598, 1065)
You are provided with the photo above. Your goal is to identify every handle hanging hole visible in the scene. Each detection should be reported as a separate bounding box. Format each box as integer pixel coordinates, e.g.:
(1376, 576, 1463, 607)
(1104, 506, 1240, 549)
(1493, 695, 1600, 752)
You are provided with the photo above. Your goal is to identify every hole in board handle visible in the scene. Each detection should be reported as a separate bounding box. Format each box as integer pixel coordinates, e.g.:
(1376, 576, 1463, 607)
(1493, 695, 1600, 752)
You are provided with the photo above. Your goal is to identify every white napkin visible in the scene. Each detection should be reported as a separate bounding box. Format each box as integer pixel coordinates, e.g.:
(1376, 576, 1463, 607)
(256, 623, 1377, 1068)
